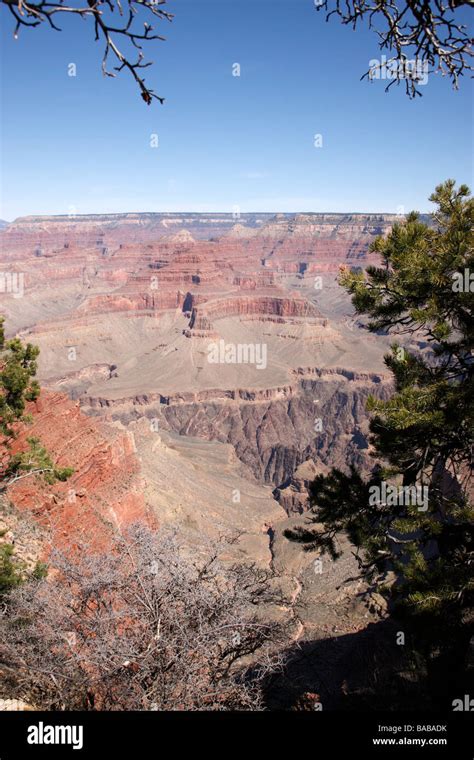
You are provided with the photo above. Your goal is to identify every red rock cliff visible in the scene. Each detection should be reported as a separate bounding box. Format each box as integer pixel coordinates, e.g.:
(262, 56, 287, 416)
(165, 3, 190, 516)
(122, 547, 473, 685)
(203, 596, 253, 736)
(5, 392, 150, 550)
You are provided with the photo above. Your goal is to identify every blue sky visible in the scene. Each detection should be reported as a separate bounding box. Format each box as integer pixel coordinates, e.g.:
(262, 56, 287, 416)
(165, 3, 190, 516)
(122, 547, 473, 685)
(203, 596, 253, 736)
(0, 0, 472, 220)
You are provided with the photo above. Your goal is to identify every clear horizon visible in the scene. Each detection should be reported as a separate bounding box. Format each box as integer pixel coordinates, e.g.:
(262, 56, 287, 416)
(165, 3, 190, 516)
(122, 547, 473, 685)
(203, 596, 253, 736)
(4, 209, 436, 224)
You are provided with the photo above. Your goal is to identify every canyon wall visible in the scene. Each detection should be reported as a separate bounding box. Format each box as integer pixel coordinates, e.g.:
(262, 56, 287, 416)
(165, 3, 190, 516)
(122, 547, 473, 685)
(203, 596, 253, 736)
(5, 392, 150, 551)
(0, 211, 400, 520)
(80, 370, 391, 491)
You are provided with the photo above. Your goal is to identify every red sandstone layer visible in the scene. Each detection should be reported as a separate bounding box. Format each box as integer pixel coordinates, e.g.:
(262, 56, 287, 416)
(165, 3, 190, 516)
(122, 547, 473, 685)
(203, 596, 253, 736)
(4, 392, 150, 550)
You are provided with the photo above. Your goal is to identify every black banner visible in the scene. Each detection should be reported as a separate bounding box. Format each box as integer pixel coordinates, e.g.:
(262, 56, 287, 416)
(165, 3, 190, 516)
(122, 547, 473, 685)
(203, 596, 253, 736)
(0, 710, 472, 759)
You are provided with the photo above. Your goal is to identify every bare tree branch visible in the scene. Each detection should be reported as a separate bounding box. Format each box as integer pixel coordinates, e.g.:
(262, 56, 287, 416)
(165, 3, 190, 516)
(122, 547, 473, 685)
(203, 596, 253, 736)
(2, 0, 173, 104)
(0, 523, 289, 710)
(316, 1, 473, 98)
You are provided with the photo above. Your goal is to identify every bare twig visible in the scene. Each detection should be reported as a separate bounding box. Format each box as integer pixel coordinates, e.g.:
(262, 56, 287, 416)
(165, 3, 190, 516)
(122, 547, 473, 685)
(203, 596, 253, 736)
(3, 0, 173, 103)
(316, 1, 473, 98)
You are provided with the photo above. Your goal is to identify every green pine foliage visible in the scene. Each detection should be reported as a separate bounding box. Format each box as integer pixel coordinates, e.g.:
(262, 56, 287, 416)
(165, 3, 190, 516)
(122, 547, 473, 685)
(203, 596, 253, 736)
(0, 541, 23, 595)
(0, 531, 49, 596)
(0, 317, 40, 438)
(5, 437, 74, 485)
(0, 316, 73, 488)
(285, 180, 473, 651)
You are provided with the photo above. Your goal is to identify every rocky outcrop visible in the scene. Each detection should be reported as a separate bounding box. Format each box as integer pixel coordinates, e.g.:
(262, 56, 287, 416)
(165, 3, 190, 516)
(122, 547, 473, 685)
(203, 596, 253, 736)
(78, 291, 185, 315)
(80, 372, 391, 488)
(189, 295, 324, 331)
(273, 459, 330, 514)
(5, 392, 150, 550)
(157, 378, 387, 486)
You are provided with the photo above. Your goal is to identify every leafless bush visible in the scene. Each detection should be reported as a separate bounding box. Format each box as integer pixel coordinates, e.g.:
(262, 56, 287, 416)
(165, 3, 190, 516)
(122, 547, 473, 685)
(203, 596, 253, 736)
(0, 523, 287, 710)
